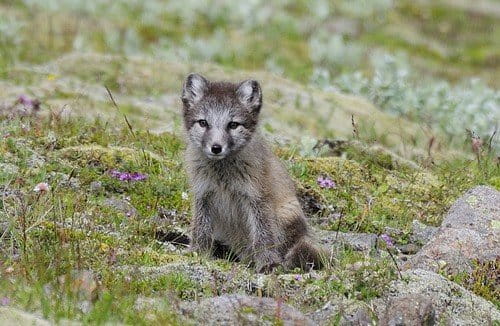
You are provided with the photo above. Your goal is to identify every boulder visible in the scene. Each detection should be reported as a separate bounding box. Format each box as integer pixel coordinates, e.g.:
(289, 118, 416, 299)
(404, 186, 500, 274)
(317, 230, 377, 253)
(309, 297, 374, 326)
(374, 269, 500, 325)
(410, 220, 438, 245)
(378, 294, 435, 326)
(0, 307, 51, 326)
(182, 294, 314, 326)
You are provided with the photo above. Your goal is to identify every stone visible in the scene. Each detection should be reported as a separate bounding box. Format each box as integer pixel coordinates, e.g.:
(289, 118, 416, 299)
(396, 243, 420, 255)
(89, 181, 103, 193)
(102, 196, 138, 218)
(308, 296, 374, 326)
(410, 220, 438, 245)
(0, 307, 51, 326)
(58, 270, 99, 302)
(182, 294, 314, 326)
(342, 307, 374, 326)
(374, 269, 500, 325)
(378, 294, 435, 326)
(317, 230, 377, 252)
(0, 162, 19, 175)
(27, 152, 45, 169)
(404, 186, 500, 274)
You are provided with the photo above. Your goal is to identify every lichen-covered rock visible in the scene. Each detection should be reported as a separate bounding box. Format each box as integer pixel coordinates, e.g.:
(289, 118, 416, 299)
(0, 307, 51, 326)
(378, 294, 435, 326)
(441, 186, 499, 233)
(410, 220, 438, 245)
(182, 294, 314, 326)
(102, 196, 138, 218)
(0, 162, 19, 176)
(404, 186, 500, 274)
(308, 297, 374, 326)
(374, 269, 500, 325)
(317, 229, 377, 252)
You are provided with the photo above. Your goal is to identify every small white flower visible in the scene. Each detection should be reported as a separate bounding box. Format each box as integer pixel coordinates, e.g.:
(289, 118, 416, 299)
(181, 192, 189, 200)
(33, 182, 50, 193)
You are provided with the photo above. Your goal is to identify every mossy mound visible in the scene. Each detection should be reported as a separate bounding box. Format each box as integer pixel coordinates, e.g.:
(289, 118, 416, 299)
(55, 144, 167, 170)
(287, 155, 445, 232)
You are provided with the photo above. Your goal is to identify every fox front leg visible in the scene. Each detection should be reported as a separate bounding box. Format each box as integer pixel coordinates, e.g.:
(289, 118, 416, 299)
(190, 197, 213, 253)
(246, 201, 282, 273)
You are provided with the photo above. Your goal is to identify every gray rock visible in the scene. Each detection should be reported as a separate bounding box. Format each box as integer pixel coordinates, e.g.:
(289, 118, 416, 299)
(379, 294, 435, 326)
(341, 307, 374, 326)
(0, 163, 19, 175)
(0, 185, 23, 200)
(183, 294, 314, 326)
(0, 307, 51, 326)
(27, 152, 45, 169)
(317, 230, 377, 252)
(396, 243, 420, 255)
(441, 185, 499, 234)
(404, 186, 500, 274)
(102, 196, 138, 218)
(89, 181, 103, 193)
(410, 220, 438, 245)
(308, 296, 374, 326)
(374, 269, 500, 325)
(48, 172, 81, 189)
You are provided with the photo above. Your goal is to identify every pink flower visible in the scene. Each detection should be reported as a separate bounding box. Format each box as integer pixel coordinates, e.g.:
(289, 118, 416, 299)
(380, 234, 394, 247)
(108, 169, 148, 182)
(471, 137, 483, 154)
(317, 176, 336, 189)
(0, 297, 10, 306)
(18, 95, 40, 111)
(33, 182, 50, 193)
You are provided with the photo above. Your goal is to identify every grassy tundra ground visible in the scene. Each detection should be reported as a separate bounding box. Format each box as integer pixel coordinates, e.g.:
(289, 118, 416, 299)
(0, 0, 499, 324)
(0, 113, 497, 324)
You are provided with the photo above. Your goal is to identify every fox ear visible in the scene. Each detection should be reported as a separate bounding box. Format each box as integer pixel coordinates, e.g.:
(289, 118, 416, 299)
(182, 73, 208, 108)
(237, 80, 262, 113)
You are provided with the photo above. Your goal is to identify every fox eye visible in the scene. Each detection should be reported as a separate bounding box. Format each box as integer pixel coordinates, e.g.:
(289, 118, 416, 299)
(228, 122, 240, 130)
(198, 120, 208, 128)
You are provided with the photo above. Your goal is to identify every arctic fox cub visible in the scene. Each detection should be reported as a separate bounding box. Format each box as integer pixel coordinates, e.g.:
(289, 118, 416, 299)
(181, 73, 324, 272)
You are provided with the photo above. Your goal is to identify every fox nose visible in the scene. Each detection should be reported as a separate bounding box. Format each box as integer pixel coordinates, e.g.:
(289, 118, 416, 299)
(211, 144, 222, 154)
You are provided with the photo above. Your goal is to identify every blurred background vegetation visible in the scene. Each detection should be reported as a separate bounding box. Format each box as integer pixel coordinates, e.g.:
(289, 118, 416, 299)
(1, 0, 498, 150)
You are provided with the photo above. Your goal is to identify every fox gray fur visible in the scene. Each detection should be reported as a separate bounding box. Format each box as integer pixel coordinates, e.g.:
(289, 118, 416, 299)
(181, 73, 325, 272)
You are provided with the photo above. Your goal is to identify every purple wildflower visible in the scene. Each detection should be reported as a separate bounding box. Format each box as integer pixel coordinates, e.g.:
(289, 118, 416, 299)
(317, 176, 336, 189)
(108, 169, 148, 182)
(18, 94, 33, 106)
(130, 172, 147, 181)
(380, 234, 394, 247)
(18, 95, 40, 110)
(0, 296, 10, 306)
(294, 275, 302, 281)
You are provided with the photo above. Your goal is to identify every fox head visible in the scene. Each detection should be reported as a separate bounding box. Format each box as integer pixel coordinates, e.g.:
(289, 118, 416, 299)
(181, 73, 262, 160)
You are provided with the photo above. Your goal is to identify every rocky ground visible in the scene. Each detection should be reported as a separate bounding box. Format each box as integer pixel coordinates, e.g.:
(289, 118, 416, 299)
(0, 110, 498, 325)
(0, 0, 499, 324)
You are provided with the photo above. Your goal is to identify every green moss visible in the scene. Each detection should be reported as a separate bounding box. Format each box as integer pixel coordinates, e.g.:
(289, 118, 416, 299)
(489, 176, 500, 191)
(54, 145, 166, 169)
(283, 153, 449, 232)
